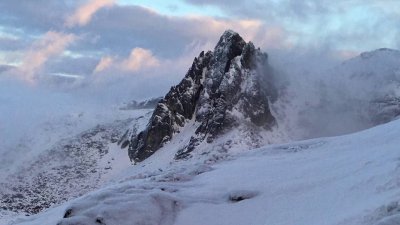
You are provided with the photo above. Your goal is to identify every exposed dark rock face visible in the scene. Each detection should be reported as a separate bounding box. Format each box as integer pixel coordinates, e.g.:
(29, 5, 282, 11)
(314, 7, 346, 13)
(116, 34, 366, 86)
(128, 51, 213, 161)
(128, 30, 277, 162)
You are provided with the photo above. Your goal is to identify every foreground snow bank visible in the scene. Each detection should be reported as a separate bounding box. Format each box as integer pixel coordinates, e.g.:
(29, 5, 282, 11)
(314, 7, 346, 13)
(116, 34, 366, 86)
(13, 119, 400, 225)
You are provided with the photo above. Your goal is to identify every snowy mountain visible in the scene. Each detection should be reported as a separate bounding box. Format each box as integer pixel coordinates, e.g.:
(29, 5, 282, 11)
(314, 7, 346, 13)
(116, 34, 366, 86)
(10, 116, 400, 225)
(128, 32, 400, 165)
(2, 30, 400, 225)
(128, 30, 283, 163)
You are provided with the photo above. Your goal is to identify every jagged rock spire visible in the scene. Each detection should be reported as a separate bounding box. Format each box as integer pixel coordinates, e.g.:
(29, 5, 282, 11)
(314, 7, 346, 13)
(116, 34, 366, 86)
(128, 30, 276, 162)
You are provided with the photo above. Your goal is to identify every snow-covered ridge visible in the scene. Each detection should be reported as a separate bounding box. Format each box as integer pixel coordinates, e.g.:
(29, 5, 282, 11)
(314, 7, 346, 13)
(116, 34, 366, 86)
(11, 117, 400, 225)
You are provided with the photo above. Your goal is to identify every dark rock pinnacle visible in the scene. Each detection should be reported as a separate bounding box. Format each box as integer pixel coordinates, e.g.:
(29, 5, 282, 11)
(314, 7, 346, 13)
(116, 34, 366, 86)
(128, 30, 277, 162)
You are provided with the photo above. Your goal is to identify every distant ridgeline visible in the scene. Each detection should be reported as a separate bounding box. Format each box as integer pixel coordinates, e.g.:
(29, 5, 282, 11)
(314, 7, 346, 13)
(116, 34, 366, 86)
(124, 30, 278, 162)
(120, 97, 163, 110)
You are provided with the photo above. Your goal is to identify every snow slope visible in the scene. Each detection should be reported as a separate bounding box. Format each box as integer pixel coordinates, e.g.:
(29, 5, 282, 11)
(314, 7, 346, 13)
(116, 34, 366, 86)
(0, 107, 152, 222)
(11, 118, 400, 225)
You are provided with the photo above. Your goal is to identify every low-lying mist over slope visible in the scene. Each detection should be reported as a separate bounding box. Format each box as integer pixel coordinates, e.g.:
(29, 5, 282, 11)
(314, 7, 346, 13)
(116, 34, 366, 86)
(2, 47, 400, 162)
(269, 48, 400, 139)
(0, 76, 169, 178)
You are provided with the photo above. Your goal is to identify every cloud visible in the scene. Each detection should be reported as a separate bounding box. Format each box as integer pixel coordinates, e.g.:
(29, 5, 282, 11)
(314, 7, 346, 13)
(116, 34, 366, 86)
(66, 0, 115, 27)
(45, 55, 99, 76)
(1, 2, 291, 91)
(3, 0, 397, 98)
(335, 50, 359, 60)
(94, 56, 113, 73)
(82, 6, 293, 100)
(183, 0, 400, 51)
(17, 31, 76, 82)
(78, 5, 291, 59)
(121, 48, 160, 72)
(89, 42, 210, 101)
(1, 0, 399, 72)
(183, 0, 331, 21)
(0, 0, 70, 34)
(0, 37, 29, 51)
(94, 47, 160, 74)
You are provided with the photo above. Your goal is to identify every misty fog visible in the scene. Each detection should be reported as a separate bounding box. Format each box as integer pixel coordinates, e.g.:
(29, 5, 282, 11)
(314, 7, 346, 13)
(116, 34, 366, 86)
(1, 47, 400, 176)
(269, 48, 400, 140)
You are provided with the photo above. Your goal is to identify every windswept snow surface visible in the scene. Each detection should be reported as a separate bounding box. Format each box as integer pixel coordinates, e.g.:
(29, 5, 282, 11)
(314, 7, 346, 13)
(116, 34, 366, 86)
(11, 118, 400, 225)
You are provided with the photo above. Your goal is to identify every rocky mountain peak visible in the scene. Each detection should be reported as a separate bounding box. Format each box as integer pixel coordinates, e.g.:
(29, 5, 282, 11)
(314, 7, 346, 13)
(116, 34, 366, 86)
(213, 30, 246, 63)
(127, 30, 277, 162)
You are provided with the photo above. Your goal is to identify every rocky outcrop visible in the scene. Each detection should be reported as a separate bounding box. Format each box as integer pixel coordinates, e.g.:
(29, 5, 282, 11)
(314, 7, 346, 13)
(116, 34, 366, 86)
(128, 30, 277, 162)
(128, 50, 212, 161)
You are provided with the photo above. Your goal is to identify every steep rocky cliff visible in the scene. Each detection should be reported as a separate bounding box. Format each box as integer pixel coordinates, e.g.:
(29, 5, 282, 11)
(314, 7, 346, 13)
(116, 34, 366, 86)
(128, 30, 277, 162)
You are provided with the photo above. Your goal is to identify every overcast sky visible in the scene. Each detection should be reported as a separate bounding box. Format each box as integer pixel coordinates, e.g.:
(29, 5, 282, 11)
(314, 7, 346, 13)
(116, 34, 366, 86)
(0, 0, 399, 98)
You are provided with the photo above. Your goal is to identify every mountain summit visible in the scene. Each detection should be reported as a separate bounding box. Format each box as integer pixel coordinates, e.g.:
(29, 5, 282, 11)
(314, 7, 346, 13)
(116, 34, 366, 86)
(127, 30, 278, 162)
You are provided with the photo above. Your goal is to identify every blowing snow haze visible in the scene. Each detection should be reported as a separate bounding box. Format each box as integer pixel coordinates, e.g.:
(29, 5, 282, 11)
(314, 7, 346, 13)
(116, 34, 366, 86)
(1, 1, 400, 225)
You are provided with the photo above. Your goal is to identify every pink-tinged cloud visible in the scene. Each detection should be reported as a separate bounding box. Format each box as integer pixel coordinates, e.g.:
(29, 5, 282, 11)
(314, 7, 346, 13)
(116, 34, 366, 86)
(94, 48, 160, 74)
(66, 0, 115, 27)
(177, 15, 292, 51)
(183, 16, 263, 41)
(121, 48, 160, 72)
(17, 31, 76, 83)
(94, 56, 113, 73)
